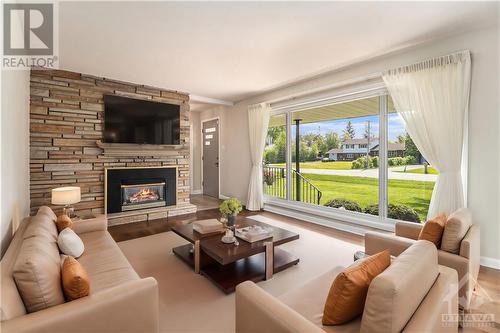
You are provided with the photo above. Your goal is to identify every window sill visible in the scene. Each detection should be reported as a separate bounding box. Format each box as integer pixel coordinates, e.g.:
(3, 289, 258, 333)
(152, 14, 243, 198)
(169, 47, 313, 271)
(263, 196, 396, 235)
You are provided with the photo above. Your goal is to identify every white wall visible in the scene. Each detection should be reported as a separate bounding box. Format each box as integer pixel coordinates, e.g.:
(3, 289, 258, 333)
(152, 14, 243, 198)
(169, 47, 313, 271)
(218, 27, 500, 264)
(190, 111, 202, 193)
(1, 70, 30, 257)
(194, 106, 249, 199)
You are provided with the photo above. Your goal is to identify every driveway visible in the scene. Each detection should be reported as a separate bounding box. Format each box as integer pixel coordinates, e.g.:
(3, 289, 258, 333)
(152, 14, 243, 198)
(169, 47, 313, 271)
(298, 165, 437, 182)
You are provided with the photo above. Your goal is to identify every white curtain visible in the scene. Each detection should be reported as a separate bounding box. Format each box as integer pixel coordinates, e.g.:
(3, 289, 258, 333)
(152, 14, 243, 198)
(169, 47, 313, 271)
(383, 51, 471, 219)
(246, 103, 271, 211)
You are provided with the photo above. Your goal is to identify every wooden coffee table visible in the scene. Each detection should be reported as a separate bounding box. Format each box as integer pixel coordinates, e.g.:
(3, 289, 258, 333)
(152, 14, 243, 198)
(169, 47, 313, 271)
(171, 216, 299, 293)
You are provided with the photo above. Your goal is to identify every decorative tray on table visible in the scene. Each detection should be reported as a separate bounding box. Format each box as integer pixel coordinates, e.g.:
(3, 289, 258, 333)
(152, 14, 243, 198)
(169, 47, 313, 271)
(235, 225, 273, 243)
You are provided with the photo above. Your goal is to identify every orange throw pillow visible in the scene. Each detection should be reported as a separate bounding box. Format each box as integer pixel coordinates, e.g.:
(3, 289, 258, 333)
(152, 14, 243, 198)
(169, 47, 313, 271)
(61, 256, 90, 301)
(322, 250, 390, 325)
(55, 215, 73, 233)
(418, 213, 447, 247)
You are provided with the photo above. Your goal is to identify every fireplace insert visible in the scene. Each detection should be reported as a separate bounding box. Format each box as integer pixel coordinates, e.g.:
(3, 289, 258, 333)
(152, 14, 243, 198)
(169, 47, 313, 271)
(121, 182, 166, 211)
(105, 167, 177, 214)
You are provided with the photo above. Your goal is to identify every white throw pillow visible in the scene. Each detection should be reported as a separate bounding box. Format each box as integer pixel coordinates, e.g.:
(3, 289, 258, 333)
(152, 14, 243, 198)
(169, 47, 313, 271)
(57, 228, 84, 258)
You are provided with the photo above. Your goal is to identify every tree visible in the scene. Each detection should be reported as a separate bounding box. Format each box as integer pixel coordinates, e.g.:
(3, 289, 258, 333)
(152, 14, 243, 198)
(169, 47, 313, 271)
(274, 131, 286, 163)
(342, 121, 355, 140)
(267, 126, 285, 143)
(325, 132, 340, 150)
(404, 133, 421, 163)
(302, 133, 319, 147)
(396, 134, 406, 144)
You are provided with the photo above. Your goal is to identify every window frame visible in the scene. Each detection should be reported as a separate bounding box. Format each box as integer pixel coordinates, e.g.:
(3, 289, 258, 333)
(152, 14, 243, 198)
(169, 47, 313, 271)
(264, 84, 395, 225)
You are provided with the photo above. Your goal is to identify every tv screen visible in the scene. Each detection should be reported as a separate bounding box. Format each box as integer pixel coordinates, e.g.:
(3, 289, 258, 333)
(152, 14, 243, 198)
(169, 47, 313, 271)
(103, 95, 180, 145)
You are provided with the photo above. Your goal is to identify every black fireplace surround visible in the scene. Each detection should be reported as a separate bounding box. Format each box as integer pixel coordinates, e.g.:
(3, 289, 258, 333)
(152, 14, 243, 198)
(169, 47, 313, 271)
(106, 167, 176, 214)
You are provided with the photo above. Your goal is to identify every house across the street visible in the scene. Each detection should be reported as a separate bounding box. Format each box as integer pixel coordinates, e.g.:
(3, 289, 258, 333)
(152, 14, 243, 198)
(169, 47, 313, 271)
(327, 138, 405, 161)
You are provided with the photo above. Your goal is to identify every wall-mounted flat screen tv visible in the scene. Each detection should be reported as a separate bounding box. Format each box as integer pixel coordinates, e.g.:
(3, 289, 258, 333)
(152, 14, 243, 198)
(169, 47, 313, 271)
(103, 94, 180, 145)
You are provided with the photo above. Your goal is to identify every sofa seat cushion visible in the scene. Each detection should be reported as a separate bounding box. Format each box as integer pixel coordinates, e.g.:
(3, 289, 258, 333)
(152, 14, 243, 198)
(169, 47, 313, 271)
(278, 267, 361, 333)
(77, 231, 139, 293)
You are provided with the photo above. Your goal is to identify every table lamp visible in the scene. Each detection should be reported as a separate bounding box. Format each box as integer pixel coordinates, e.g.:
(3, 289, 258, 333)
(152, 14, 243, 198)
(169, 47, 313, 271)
(51, 186, 81, 217)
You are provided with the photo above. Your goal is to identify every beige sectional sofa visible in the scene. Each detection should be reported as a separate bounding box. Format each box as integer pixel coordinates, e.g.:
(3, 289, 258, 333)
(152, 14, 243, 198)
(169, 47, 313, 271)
(365, 208, 479, 310)
(236, 240, 459, 333)
(0, 207, 159, 333)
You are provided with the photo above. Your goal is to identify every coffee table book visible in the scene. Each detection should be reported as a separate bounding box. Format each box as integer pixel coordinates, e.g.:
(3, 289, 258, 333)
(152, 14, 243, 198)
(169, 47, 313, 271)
(193, 219, 224, 234)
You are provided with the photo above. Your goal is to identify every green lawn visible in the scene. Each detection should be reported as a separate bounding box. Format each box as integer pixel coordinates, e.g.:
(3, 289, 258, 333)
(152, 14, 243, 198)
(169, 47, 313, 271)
(264, 173, 434, 221)
(269, 161, 353, 170)
(396, 167, 439, 175)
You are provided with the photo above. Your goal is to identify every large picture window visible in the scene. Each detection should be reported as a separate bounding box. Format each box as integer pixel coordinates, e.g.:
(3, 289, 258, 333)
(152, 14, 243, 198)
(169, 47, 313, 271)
(263, 92, 436, 224)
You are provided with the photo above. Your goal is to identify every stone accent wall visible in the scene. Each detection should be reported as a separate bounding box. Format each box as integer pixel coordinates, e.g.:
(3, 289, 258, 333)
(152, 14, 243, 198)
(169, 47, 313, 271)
(29, 69, 194, 222)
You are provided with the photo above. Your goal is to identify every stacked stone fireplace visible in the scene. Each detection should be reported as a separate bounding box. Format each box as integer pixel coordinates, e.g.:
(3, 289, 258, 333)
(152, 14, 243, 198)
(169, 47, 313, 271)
(29, 69, 196, 225)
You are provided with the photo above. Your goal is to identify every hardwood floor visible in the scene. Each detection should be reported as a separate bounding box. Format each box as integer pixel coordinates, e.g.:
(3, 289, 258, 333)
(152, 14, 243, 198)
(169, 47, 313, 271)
(109, 207, 500, 331)
(190, 194, 221, 211)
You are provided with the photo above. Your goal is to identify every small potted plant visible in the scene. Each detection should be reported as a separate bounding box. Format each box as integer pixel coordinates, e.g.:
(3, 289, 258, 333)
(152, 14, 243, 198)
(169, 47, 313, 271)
(263, 170, 274, 186)
(219, 197, 242, 227)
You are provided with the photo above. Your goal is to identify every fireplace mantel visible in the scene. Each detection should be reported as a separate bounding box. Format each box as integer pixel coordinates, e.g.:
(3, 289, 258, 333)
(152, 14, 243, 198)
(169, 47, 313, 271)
(96, 140, 188, 156)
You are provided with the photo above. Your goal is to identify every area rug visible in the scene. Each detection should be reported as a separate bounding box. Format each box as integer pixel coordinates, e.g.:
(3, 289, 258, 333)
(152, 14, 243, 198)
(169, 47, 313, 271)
(117, 215, 362, 333)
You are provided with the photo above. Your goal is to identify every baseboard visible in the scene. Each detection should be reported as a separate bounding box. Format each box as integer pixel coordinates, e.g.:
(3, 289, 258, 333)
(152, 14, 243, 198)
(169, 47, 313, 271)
(219, 194, 230, 200)
(480, 256, 500, 270)
(191, 189, 202, 195)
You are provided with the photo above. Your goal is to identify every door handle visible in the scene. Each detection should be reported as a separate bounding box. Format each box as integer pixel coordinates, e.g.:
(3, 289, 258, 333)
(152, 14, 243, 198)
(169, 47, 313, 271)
(215, 162, 219, 167)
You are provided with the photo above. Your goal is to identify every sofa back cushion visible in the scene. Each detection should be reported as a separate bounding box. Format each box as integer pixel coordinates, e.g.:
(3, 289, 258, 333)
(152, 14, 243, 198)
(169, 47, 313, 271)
(23, 213, 58, 242)
(37, 206, 57, 222)
(360, 240, 439, 333)
(441, 208, 472, 254)
(0, 221, 29, 321)
(13, 236, 65, 313)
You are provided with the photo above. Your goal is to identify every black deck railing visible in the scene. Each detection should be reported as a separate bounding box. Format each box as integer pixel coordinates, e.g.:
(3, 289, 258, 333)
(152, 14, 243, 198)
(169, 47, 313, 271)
(263, 165, 322, 205)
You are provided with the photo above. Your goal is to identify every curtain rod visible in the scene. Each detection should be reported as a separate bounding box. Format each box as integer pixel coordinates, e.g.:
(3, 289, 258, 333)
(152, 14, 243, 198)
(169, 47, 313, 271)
(264, 49, 469, 108)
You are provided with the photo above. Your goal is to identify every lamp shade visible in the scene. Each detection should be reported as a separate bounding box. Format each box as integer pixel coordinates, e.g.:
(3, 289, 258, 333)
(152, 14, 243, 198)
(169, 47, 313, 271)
(51, 187, 81, 205)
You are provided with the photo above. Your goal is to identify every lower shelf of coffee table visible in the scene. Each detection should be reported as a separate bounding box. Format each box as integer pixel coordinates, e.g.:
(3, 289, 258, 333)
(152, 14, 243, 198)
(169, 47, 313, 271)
(172, 243, 299, 294)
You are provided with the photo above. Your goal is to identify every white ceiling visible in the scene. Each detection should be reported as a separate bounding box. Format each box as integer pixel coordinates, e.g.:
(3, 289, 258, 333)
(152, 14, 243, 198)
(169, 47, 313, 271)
(59, 1, 498, 109)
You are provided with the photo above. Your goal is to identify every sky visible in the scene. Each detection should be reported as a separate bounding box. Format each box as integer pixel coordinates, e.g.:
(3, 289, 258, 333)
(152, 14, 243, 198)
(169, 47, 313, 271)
(296, 112, 406, 142)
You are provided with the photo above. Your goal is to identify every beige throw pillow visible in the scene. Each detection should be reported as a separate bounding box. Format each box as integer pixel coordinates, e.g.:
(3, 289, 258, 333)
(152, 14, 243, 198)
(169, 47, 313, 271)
(13, 237, 65, 313)
(441, 208, 472, 254)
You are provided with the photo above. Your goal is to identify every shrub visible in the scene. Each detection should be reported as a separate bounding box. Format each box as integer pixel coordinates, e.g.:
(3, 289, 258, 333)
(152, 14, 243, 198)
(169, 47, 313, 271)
(364, 204, 379, 216)
(351, 156, 374, 169)
(388, 157, 406, 166)
(364, 203, 421, 223)
(372, 156, 379, 168)
(324, 198, 362, 212)
(403, 155, 416, 165)
(264, 147, 278, 164)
